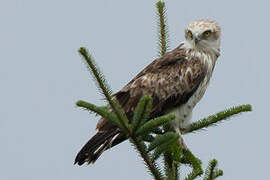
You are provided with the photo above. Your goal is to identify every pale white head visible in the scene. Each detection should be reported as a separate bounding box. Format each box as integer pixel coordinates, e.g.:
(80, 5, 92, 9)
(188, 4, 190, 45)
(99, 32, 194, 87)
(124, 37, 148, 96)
(184, 20, 221, 57)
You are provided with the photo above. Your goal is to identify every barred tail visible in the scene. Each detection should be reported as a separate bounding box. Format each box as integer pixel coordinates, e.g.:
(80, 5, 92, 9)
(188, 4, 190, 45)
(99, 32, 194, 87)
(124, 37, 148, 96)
(74, 130, 121, 165)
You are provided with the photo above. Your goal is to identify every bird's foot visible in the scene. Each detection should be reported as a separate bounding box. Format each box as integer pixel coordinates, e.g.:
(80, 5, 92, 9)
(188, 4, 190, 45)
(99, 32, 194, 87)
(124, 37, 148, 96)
(175, 128, 188, 150)
(179, 136, 188, 150)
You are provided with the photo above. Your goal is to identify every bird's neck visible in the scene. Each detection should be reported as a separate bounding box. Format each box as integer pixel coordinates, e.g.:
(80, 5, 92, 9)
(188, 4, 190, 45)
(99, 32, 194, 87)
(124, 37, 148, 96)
(180, 41, 218, 74)
(182, 40, 220, 62)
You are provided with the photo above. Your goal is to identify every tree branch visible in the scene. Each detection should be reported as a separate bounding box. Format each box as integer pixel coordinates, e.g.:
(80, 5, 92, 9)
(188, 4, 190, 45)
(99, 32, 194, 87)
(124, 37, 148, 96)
(78, 47, 131, 135)
(156, 1, 169, 56)
(183, 104, 252, 134)
(131, 139, 164, 180)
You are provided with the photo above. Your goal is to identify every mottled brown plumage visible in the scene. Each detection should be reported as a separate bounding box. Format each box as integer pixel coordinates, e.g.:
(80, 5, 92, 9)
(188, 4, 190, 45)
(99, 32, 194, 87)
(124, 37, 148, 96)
(75, 20, 221, 165)
(96, 44, 208, 132)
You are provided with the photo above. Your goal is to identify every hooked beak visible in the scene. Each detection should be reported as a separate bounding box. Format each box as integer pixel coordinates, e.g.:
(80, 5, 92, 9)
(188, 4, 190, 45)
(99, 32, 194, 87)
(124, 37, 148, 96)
(194, 35, 201, 44)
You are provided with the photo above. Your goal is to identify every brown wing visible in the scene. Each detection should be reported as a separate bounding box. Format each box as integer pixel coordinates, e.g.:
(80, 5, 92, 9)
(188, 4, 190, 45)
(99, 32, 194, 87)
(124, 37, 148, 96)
(75, 44, 209, 165)
(96, 44, 208, 131)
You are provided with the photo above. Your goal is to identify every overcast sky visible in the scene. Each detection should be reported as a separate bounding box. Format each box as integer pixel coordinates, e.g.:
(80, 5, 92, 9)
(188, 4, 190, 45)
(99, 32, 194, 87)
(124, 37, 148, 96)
(1, 0, 269, 179)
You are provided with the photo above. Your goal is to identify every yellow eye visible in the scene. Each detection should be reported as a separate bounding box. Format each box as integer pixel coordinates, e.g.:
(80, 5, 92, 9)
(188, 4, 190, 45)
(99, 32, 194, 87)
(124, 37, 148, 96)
(187, 31, 193, 38)
(203, 30, 211, 37)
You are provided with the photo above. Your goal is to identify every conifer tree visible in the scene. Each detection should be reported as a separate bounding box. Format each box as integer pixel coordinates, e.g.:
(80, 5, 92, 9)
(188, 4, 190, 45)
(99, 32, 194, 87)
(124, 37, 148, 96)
(75, 1, 252, 179)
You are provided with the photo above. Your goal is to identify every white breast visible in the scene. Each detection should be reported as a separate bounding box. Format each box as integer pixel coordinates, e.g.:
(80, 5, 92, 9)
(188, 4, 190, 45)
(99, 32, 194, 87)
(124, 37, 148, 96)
(168, 52, 216, 131)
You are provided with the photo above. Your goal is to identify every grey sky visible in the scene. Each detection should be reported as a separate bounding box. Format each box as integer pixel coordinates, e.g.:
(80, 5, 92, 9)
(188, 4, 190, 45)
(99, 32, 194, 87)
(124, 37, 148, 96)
(1, 0, 268, 179)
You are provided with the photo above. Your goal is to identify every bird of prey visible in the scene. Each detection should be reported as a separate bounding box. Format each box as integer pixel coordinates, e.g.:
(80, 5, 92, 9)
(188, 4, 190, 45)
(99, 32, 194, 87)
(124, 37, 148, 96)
(75, 20, 221, 165)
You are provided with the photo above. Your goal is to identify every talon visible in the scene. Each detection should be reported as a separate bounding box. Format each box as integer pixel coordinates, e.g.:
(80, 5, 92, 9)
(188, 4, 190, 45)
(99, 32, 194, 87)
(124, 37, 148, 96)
(179, 136, 188, 150)
(175, 128, 188, 150)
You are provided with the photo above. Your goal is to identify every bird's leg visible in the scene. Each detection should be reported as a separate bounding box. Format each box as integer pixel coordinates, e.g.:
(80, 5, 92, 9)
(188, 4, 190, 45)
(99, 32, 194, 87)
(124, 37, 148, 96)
(176, 128, 188, 150)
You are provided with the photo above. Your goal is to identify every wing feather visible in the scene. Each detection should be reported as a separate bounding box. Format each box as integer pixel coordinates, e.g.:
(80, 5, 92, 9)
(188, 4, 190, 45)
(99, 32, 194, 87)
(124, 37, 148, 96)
(97, 44, 208, 131)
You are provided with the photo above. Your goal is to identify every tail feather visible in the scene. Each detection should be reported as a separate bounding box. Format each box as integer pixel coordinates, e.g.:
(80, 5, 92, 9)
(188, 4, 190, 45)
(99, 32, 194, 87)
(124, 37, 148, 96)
(74, 130, 121, 165)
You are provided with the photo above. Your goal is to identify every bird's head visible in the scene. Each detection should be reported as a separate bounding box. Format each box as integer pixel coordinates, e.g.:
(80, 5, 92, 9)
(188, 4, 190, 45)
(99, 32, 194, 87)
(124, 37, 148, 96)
(184, 20, 221, 56)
